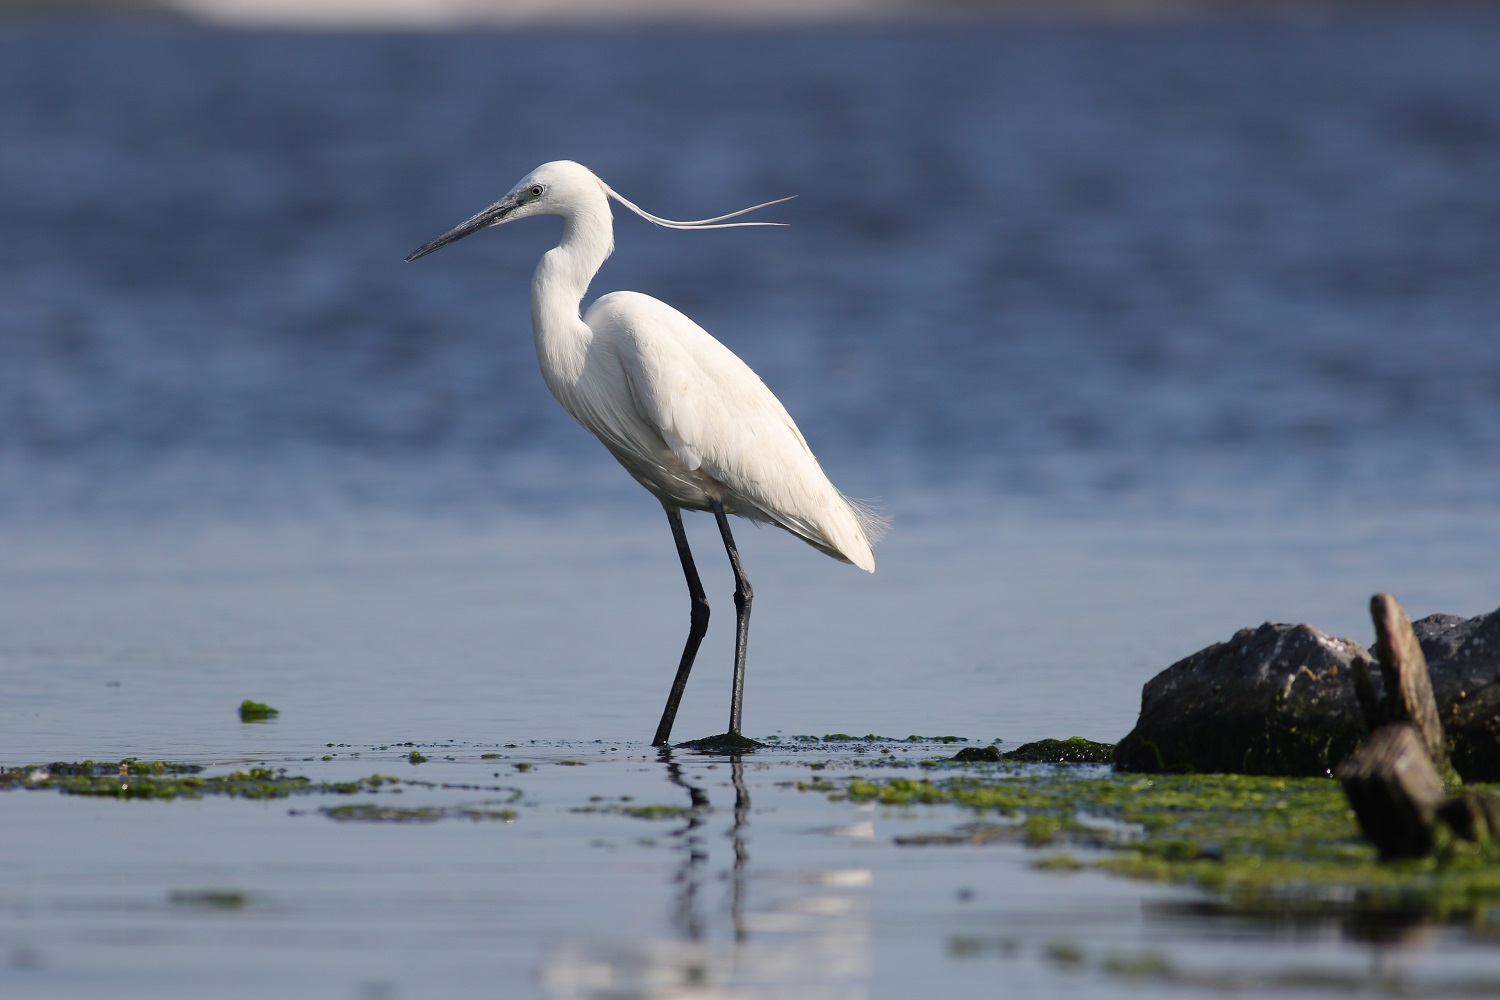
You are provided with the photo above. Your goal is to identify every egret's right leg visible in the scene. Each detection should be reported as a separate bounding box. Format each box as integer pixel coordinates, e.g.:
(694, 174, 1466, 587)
(652, 505, 710, 747)
(711, 501, 753, 737)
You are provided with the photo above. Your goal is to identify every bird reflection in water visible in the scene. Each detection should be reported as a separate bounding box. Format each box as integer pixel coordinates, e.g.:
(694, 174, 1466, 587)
(541, 750, 870, 999)
(661, 751, 750, 945)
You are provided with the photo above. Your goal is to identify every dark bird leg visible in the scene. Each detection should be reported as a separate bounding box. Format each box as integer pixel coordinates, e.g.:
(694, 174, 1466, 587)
(712, 501, 753, 736)
(653, 505, 710, 747)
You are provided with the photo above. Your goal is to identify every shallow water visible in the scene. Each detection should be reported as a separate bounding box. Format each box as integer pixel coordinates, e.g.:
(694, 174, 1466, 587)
(9, 746, 1500, 1000)
(3, 11, 1500, 998)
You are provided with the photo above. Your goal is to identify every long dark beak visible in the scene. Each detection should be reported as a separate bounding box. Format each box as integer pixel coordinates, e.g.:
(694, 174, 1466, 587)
(404, 195, 518, 262)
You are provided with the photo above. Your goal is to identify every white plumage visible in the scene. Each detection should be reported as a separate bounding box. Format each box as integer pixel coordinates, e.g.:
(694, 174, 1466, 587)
(407, 159, 882, 745)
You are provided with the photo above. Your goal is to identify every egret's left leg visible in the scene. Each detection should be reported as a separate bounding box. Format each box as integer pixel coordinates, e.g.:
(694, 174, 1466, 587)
(711, 501, 753, 736)
(654, 505, 709, 747)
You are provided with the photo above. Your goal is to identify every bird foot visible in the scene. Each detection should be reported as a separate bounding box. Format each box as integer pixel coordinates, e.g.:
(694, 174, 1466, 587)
(675, 732, 765, 754)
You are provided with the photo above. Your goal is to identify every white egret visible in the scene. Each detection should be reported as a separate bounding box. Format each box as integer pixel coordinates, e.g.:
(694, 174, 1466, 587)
(405, 160, 882, 746)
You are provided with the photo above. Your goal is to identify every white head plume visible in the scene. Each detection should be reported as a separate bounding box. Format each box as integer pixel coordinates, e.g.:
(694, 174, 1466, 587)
(600, 182, 794, 231)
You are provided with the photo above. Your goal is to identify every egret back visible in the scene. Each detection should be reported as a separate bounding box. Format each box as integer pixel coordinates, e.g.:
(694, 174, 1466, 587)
(577, 292, 878, 572)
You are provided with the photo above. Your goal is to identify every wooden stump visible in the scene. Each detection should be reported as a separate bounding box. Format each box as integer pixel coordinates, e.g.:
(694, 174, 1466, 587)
(1370, 593, 1447, 768)
(1335, 724, 1446, 860)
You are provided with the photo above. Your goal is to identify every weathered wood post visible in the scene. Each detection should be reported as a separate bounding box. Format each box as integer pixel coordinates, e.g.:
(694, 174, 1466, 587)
(1370, 593, 1448, 769)
(1335, 593, 1455, 859)
(1335, 724, 1445, 859)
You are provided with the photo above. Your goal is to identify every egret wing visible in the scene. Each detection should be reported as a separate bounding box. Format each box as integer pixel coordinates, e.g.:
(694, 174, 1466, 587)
(589, 292, 876, 570)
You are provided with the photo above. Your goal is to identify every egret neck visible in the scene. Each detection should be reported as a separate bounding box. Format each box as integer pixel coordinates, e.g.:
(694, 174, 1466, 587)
(531, 198, 613, 395)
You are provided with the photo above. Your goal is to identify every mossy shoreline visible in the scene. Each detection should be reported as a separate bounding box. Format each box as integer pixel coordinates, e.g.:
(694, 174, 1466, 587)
(797, 762, 1500, 924)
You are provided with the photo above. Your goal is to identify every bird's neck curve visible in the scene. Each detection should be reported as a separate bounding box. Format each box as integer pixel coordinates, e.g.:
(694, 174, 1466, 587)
(530, 201, 614, 389)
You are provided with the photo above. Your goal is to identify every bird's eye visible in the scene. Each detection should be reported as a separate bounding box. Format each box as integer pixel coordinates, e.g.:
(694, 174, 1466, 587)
(529, 185, 544, 198)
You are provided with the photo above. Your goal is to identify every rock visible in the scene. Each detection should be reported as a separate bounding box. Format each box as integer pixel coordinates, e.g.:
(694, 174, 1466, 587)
(951, 745, 1003, 763)
(1412, 613, 1483, 663)
(1415, 610, 1500, 780)
(1003, 737, 1115, 764)
(676, 732, 764, 753)
(1335, 723, 1446, 860)
(1117, 604, 1500, 779)
(1115, 622, 1374, 775)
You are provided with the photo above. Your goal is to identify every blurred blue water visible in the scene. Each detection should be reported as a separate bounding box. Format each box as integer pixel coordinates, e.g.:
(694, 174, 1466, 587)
(2, 17, 1500, 753)
(2, 18, 1498, 517)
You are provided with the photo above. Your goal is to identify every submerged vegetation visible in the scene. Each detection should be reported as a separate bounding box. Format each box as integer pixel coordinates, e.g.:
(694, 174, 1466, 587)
(0, 760, 397, 800)
(168, 889, 249, 910)
(949, 738, 1115, 764)
(322, 803, 446, 823)
(1000, 737, 1115, 764)
(954, 934, 1500, 995)
(2, 756, 533, 826)
(773, 733, 972, 745)
(571, 801, 695, 821)
(799, 765, 1500, 923)
(238, 700, 279, 722)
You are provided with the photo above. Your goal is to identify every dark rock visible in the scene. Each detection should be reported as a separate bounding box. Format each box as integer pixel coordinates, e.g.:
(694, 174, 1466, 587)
(1417, 610, 1500, 781)
(951, 745, 1003, 763)
(1412, 613, 1483, 664)
(676, 732, 764, 753)
(1003, 737, 1115, 764)
(1115, 622, 1374, 776)
(1349, 655, 1384, 735)
(1335, 724, 1446, 860)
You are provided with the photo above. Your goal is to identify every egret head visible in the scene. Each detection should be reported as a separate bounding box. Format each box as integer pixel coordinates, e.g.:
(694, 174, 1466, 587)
(404, 161, 603, 262)
(405, 160, 792, 263)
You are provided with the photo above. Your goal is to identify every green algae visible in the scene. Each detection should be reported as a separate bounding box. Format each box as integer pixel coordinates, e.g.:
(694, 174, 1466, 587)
(323, 803, 446, 823)
(238, 700, 279, 722)
(1042, 940, 1086, 968)
(619, 804, 692, 820)
(954, 934, 1500, 995)
(945, 737, 1116, 765)
(677, 732, 765, 753)
(458, 804, 519, 822)
(168, 889, 249, 909)
(323, 796, 523, 823)
(782, 733, 970, 745)
(3, 755, 529, 825)
(570, 801, 695, 821)
(1003, 737, 1115, 764)
(0, 760, 399, 801)
(799, 766, 1500, 924)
